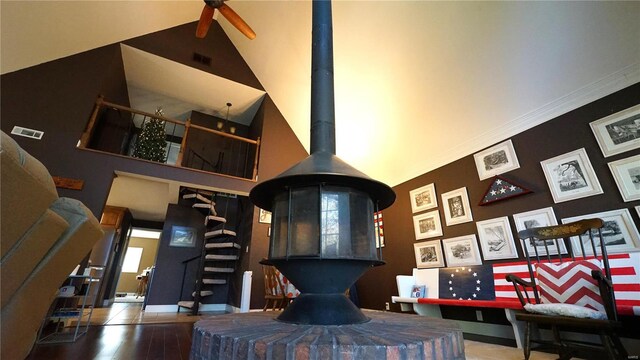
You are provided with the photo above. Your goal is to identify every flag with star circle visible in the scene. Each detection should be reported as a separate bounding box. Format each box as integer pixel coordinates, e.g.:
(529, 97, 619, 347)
(438, 265, 496, 300)
(478, 176, 532, 206)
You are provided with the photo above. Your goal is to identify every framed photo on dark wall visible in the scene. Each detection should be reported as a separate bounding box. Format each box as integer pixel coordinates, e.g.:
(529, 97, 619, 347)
(473, 140, 520, 180)
(441, 187, 473, 226)
(258, 208, 272, 224)
(590, 104, 640, 157)
(412, 210, 443, 240)
(409, 183, 437, 213)
(414, 240, 445, 268)
(442, 235, 482, 267)
(169, 226, 196, 248)
(540, 148, 603, 203)
(512, 207, 566, 257)
(476, 216, 518, 260)
(562, 209, 640, 255)
(608, 154, 640, 202)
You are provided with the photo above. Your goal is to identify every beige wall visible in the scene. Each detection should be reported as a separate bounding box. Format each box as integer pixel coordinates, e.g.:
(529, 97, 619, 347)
(115, 236, 159, 294)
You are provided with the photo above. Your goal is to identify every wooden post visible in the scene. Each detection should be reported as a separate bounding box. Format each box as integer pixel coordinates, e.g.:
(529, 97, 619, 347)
(78, 95, 104, 148)
(176, 118, 191, 167)
(252, 137, 261, 180)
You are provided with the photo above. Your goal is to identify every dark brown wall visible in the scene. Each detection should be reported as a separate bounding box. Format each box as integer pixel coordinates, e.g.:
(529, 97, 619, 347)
(0, 22, 265, 219)
(1, 21, 308, 309)
(246, 95, 309, 308)
(148, 204, 208, 305)
(357, 83, 640, 312)
(123, 23, 263, 91)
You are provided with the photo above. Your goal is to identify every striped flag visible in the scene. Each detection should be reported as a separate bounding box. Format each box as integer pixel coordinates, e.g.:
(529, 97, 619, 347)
(492, 253, 640, 316)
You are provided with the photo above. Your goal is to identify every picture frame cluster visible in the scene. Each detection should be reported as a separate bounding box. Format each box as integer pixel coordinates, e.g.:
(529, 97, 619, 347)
(409, 103, 640, 270)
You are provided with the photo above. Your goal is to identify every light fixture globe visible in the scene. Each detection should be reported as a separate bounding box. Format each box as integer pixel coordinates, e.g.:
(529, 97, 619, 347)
(250, 0, 395, 325)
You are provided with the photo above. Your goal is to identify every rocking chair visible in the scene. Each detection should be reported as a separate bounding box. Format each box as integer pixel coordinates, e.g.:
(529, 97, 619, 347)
(505, 218, 627, 360)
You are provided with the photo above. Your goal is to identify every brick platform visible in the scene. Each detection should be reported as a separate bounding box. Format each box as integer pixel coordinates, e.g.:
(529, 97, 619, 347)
(191, 310, 464, 359)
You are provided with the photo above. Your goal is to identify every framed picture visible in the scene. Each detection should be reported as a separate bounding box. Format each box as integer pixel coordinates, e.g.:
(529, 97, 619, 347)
(442, 235, 483, 266)
(475, 216, 518, 260)
(540, 148, 603, 203)
(258, 208, 272, 224)
(608, 154, 640, 202)
(512, 207, 566, 257)
(409, 183, 437, 213)
(413, 210, 443, 240)
(473, 139, 521, 180)
(169, 226, 196, 248)
(414, 240, 445, 268)
(589, 104, 640, 157)
(441, 187, 473, 226)
(562, 209, 640, 255)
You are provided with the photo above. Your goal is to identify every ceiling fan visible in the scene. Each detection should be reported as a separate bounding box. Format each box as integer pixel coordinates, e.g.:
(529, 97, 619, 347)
(196, 0, 256, 40)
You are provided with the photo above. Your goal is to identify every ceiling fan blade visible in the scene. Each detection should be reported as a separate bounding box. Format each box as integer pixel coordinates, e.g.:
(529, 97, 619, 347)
(196, 5, 216, 38)
(217, 3, 256, 40)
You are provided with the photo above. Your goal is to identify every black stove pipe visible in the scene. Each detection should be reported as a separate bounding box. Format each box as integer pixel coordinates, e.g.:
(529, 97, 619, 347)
(310, 0, 336, 155)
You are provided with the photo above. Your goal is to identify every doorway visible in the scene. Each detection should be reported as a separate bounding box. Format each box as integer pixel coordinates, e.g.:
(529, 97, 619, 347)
(113, 228, 161, 304)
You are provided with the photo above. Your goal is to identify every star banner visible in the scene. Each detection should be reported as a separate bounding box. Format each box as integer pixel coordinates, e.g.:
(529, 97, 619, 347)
(438, 265, 496, 301)
(479, 176, 532, 206)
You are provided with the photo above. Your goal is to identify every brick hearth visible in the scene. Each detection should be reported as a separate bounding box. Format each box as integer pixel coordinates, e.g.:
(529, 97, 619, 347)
(191, 310, 464, 359)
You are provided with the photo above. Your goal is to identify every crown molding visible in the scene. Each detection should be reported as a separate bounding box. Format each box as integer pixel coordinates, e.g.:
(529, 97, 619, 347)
(399, 63, 640, 186)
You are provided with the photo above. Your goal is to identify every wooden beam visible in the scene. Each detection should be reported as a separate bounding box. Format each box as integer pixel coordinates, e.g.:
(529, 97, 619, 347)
(52, 176, 84, 190)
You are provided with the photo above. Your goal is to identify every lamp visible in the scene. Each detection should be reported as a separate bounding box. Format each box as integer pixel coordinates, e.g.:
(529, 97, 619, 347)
(216, 102, 232, 131)
(250, 0, 395, 325)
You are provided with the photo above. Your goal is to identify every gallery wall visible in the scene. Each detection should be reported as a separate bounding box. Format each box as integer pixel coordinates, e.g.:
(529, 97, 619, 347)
(356, 83, 640, 316)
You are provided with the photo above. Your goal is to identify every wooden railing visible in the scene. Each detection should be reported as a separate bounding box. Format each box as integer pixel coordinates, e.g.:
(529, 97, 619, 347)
(79, 96, 261, 181)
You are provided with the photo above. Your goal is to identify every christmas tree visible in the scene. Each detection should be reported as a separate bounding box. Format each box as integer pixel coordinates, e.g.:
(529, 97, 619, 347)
(133, 107, 167, 162)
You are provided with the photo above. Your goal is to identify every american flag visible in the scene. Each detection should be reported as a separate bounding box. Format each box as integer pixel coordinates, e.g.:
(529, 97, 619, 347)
(374, 211, 384, 248)
(438, 265, 496, 301)
(492, 253, 640, 316)
(479, 176, 532, 206)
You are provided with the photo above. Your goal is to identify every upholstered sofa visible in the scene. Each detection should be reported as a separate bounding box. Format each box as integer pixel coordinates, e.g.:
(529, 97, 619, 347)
(1, 130, 103, 359)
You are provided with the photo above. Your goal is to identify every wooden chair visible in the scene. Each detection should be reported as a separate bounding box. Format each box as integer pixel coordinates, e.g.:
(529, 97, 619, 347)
(506, 218, 627, 360)
(262, 265, 288, 311)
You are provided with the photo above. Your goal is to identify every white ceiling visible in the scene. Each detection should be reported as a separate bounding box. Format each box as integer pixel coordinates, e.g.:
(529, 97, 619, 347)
(121, 44, 266, 124)
(2, 1, 639, 220)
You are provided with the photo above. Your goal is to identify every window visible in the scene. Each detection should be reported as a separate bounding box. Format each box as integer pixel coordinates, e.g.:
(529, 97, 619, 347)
(122, 247, 143, 273)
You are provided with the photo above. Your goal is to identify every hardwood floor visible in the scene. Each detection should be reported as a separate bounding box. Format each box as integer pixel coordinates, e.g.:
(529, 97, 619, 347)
(26, 303, 561, 359)
(27, 323, 193, 360)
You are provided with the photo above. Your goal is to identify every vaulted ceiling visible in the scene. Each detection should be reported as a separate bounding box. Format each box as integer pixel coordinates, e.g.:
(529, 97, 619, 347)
(2, 1, 639, 190)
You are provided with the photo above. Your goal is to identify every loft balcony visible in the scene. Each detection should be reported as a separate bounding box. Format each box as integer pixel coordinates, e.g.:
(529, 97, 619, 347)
(78, 96, 260, 181)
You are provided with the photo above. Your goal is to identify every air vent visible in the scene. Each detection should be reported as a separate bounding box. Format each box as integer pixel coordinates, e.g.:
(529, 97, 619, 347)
(192, 52, 212, 66)
(11, 126, 44, 140)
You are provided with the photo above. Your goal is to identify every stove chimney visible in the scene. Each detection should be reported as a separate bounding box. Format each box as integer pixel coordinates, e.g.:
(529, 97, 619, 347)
(250, 0, 395, 325)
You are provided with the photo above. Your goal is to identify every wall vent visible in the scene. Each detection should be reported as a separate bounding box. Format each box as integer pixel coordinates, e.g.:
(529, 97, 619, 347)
(192, 52, 212, 66)
(11, 126, 44, 140)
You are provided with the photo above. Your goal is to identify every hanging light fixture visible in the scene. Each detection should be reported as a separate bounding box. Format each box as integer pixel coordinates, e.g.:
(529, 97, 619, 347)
(250, 0, 395, 325)
(216, 102, 232, 132)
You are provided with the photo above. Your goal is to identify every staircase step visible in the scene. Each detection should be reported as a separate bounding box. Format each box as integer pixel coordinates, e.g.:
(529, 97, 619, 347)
(177, 301, 201, 309)
(202, 279, 227, 285)
(192, 290, 214, 297)
(205, 254, 239, 261)
(205, 229, 237, 239)
(204, 267, 234, 273)
(193, 203, 218, 216)
(183, 193, 213, 204)
(205, 242, 241, 249)
(205, 215, 226, 226)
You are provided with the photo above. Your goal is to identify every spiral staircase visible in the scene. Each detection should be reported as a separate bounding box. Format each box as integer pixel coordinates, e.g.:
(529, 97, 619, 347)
(177, 188, 240, 315)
